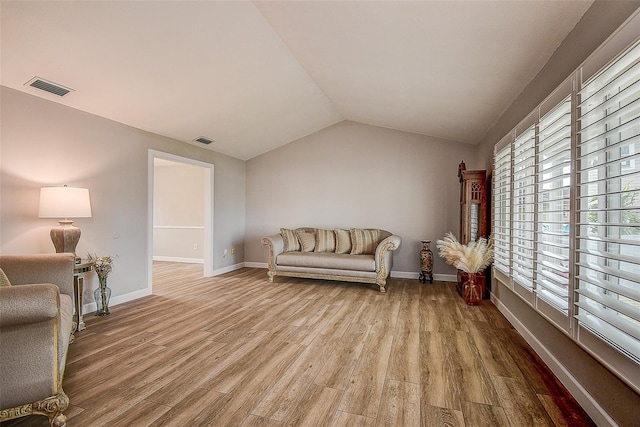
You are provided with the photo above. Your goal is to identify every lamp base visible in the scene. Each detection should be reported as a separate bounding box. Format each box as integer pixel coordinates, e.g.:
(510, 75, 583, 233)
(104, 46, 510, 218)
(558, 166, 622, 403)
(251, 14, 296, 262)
(50, 220, 81, 263)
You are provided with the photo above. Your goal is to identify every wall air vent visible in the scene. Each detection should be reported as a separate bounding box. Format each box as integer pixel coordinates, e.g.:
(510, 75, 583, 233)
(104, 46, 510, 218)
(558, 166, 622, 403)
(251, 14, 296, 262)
(25, 77, 73, 97)
(194, 136, 214, 145)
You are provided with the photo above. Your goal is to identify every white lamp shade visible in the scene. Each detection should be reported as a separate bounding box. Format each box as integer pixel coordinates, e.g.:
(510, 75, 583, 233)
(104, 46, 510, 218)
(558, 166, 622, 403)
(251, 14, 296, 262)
(38, 186, 92, 218)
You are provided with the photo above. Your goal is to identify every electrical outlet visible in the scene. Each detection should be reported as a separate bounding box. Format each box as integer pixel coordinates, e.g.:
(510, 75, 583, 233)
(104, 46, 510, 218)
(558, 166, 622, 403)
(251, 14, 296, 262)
(231, 247, 236, 255)
(193, 243, 198, 250)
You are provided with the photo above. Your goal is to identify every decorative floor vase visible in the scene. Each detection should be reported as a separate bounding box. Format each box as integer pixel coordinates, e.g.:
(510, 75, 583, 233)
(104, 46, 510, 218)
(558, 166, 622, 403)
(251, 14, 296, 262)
(419, 240, 434, 283)
(463, 273, 481, 306)
(94, 275, 111, 316)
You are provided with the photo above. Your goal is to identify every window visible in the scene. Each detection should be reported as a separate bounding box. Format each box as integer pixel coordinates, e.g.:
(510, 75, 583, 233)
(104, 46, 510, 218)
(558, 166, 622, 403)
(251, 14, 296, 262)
(493, 144, 511, 275)
(495, 89, 573, 317)
(536, 96, 572, 314)
(512, 125, 536, 292)
(493, 26, 640, 390)
(575, 40, 640, 363)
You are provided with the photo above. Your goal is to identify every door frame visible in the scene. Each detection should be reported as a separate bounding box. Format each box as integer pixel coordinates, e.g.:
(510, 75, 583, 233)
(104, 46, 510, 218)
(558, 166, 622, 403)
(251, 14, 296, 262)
(147, 150, 214, 291)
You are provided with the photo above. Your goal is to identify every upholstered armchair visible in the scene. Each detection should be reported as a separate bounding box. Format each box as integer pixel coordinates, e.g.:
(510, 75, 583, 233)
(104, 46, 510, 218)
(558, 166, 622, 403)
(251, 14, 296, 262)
(0, 253, 75, 427)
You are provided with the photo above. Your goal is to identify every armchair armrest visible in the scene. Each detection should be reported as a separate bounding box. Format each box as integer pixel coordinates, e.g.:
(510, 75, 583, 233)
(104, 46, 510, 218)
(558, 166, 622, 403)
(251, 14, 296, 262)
(0, 284, 64, 412)
(0, 284, 60, 327)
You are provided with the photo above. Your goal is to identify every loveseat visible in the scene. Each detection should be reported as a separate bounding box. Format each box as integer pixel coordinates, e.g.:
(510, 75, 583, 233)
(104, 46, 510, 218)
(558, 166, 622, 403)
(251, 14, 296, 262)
(0, 253, 76, 427)
(262, 228, 401, 292)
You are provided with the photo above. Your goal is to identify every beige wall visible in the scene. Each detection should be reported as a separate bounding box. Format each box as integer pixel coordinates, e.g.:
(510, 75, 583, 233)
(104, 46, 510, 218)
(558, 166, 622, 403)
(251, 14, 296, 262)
(476, 2, 640, 426)
(0, 86, 246, 303)
(245, 120, 480, 276)
(478, 0, 640, 166)
(153, 161, 205, 262)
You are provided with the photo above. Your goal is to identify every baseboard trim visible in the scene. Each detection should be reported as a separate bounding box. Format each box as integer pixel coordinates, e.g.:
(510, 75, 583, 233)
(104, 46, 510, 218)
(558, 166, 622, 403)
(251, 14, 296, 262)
(153, 256, 204, 264)
(491, 294, 616, 427)
(212, 262, 245, 276)
(82, 287, 152, 315)
(391, 271, 457, 282)
(244, 262, 266, 269)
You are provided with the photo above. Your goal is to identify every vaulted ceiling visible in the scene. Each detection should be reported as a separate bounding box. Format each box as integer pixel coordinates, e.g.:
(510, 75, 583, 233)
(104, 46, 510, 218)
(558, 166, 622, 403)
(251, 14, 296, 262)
(1, 1, 593, 160)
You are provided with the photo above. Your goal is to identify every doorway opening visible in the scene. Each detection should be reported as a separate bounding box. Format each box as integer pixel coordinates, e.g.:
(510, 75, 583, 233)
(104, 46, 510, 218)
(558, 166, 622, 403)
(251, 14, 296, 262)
(148, 150, 214, 293)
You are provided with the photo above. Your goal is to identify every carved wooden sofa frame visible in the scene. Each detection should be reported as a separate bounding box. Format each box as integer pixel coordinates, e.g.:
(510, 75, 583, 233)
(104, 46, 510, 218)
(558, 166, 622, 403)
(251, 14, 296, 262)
(262, 228, 401, 292)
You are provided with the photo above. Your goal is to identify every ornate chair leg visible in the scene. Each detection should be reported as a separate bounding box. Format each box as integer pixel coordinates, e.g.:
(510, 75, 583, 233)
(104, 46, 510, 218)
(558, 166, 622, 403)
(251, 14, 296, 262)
(51, 412, 68, 427)
(33, 391, 69, 427)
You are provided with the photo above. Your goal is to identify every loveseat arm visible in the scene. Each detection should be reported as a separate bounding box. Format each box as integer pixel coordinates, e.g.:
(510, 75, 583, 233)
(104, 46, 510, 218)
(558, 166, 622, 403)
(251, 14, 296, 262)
(261, 233, 285, 282)
(0, 284, 60, 327)
(374, 235, 402, 292)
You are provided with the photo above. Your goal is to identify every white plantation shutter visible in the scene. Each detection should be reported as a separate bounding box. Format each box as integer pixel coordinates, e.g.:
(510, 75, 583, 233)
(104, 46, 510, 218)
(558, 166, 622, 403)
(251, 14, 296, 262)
(576, 40, 640, 363)
(512, 125, 536, 291)
(535, 95, 572, 314)
(493, 144, 512, 275)
(492, 15, 640, 390)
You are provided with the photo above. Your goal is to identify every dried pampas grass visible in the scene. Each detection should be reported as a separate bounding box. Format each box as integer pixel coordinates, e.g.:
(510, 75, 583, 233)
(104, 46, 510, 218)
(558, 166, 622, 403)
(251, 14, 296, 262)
(436, 232, 494, 273)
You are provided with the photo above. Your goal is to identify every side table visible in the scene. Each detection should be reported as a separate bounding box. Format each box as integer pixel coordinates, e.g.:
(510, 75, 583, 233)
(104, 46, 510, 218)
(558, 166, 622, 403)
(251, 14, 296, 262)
(73, 260, 94, 331)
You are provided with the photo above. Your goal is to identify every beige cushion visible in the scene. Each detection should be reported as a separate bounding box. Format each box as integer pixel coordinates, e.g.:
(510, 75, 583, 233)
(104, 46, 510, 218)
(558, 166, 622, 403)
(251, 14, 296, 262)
(350, 228, 381, 255)
(277, 252, 376, 272)
(296, 230, 316, 252)
(0, 268, 11, 287)
(315, 229, 336, 253)
(281, 228, 301, 252)
(334, 229, 352, 254)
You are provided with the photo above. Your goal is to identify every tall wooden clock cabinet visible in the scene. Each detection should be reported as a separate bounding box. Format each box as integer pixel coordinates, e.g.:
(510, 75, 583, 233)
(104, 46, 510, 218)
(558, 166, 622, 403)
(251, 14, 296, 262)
(457, 161, 489, 297)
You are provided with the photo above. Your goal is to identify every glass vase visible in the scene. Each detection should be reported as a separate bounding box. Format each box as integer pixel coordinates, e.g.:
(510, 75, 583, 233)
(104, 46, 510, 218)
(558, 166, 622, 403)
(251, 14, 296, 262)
(462, 273, 481, 306)
(94, 275, 111, 316)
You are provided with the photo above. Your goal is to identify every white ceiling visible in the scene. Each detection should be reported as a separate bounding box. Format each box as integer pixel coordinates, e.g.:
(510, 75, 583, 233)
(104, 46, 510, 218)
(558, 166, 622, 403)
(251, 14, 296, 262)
(1, 1, 593, 160)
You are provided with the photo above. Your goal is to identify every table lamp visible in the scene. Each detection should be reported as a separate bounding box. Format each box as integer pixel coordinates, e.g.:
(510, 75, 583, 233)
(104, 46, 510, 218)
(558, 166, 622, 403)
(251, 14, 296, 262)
(38, 185, 92, 263)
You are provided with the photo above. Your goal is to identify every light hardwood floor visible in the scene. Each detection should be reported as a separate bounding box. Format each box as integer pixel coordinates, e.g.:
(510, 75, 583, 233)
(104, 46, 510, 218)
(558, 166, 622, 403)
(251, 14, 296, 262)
(3, 262, 594, 426)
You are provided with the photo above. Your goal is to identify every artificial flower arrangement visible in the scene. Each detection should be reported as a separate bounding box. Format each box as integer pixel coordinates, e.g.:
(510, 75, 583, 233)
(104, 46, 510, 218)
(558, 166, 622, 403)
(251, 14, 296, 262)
(436, 232, 494, 304)
(87, 253, 115, 315)
(436, 232, 494, 274)
(89, 254, 114, 278)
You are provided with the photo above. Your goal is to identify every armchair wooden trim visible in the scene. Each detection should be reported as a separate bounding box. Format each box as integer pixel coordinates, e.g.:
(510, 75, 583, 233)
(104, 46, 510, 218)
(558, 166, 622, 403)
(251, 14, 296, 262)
(0, 253, 75, 427)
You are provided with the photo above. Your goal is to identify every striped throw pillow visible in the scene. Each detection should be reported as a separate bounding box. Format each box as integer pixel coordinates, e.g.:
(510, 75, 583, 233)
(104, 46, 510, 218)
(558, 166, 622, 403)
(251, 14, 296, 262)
(315, 229, 336, 253)
(281, 228, 301, 252)
(350, 228, 381, 255)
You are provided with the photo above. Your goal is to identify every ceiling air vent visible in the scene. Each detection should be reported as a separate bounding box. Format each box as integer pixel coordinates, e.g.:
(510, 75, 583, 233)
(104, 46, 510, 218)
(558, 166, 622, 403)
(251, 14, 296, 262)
(25, 77, 73, 97)
(194, 136, 214, 145)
